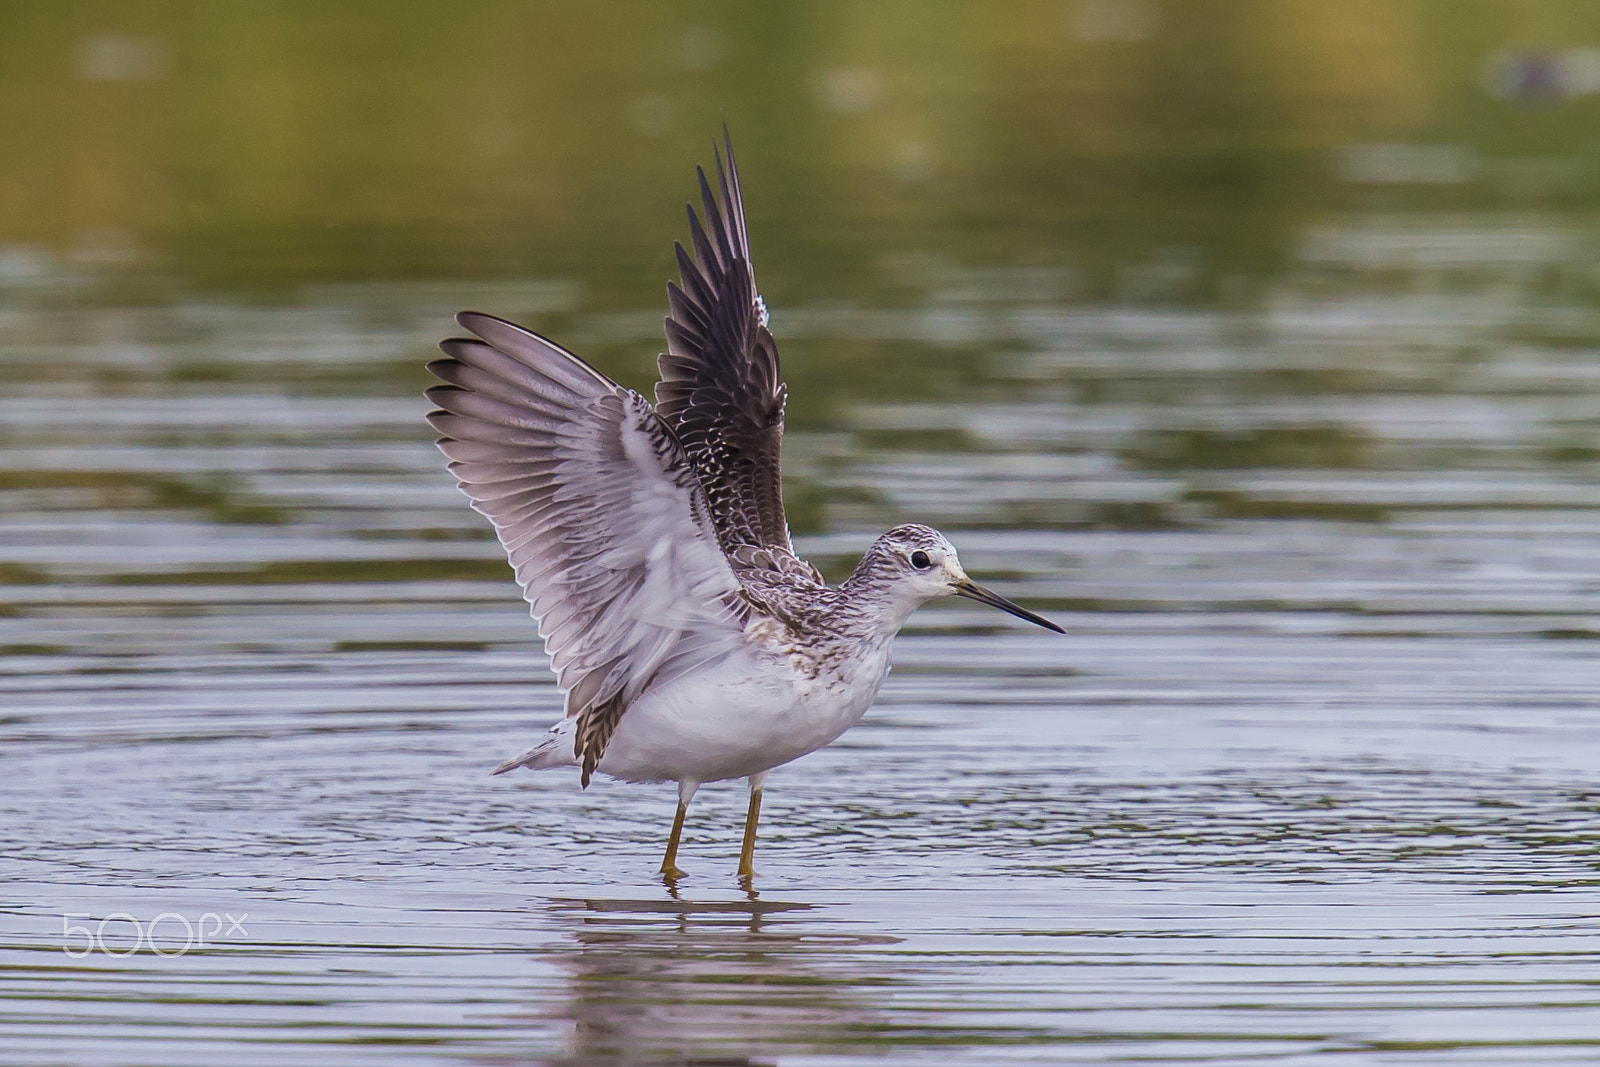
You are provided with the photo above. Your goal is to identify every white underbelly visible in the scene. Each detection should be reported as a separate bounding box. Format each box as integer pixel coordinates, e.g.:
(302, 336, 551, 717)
(596, 646, 888, 785)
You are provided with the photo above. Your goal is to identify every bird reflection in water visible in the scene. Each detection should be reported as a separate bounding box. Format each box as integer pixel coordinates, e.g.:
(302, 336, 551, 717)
(533, 895, 898, 1066)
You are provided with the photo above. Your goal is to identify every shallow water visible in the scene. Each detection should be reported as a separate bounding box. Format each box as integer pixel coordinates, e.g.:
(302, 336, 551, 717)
(7, 6, 1600, 1062)
(5, 221, 1600, 1063)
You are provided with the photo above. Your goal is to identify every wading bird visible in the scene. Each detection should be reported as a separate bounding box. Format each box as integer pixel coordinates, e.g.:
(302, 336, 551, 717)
(425, 129, 1063, 883)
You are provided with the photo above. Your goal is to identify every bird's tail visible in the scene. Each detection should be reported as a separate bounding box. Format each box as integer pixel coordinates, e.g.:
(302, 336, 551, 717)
(491, 718, 579, 775)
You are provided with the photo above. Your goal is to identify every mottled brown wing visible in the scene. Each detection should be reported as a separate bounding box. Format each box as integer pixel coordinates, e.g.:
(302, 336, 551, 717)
(427, 312, 749, 785)
(655, 127, 794, 559)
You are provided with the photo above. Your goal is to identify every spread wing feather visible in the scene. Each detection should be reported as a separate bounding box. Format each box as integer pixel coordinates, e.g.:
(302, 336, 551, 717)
(655, 128, 800, 568)
(426, 311, 749, 785)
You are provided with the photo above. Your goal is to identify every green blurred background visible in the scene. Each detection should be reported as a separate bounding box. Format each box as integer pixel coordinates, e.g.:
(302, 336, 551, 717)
(6, 0, 1600, 308)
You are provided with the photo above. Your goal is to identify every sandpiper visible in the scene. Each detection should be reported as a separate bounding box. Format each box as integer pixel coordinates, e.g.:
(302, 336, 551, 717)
(425, 128, 1063, 882)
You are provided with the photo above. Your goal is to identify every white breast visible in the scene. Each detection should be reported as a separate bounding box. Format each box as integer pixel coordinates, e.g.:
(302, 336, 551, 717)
(597, 640, 893, 785)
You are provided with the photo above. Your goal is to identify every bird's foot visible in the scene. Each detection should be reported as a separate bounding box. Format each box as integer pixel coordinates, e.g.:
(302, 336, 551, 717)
(659, 864, 687, 884)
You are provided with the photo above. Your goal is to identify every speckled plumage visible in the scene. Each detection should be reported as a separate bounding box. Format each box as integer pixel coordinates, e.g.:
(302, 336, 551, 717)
(424, 128, 1062, 876)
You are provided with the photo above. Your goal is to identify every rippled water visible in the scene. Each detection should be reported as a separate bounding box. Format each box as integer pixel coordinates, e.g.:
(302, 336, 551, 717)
(3, 205, 1600, 1063)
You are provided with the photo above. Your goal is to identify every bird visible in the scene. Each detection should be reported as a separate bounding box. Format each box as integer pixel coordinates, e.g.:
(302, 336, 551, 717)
(424, 127, 1063, 883)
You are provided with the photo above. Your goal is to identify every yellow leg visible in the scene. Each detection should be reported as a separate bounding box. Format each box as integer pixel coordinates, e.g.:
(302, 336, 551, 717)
(737, 785, 763, 880)
(659, 800, 688, 881)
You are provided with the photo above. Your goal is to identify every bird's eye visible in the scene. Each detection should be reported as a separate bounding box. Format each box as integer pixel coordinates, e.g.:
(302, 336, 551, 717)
(910, 550, 931, 570)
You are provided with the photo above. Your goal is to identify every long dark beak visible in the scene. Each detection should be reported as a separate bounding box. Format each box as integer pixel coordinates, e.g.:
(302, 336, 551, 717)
(954, 579, 1066, 634)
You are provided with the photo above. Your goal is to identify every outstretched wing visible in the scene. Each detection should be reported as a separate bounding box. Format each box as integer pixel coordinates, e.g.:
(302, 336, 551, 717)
(426, 312, 749, 785)
(655, 128, 794, 560)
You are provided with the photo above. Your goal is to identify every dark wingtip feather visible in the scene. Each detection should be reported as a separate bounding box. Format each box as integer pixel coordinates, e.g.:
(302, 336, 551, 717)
(718, 124, 748, 261)
(694, 165, 731, 271)
(654, 124, 793, 557)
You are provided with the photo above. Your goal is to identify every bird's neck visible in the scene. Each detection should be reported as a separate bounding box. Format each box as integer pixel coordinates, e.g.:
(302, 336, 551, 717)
(837, 555, 925, 636)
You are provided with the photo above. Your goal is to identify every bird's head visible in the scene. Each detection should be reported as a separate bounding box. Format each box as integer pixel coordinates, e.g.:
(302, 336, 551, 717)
(852, 523, 1065, 633)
